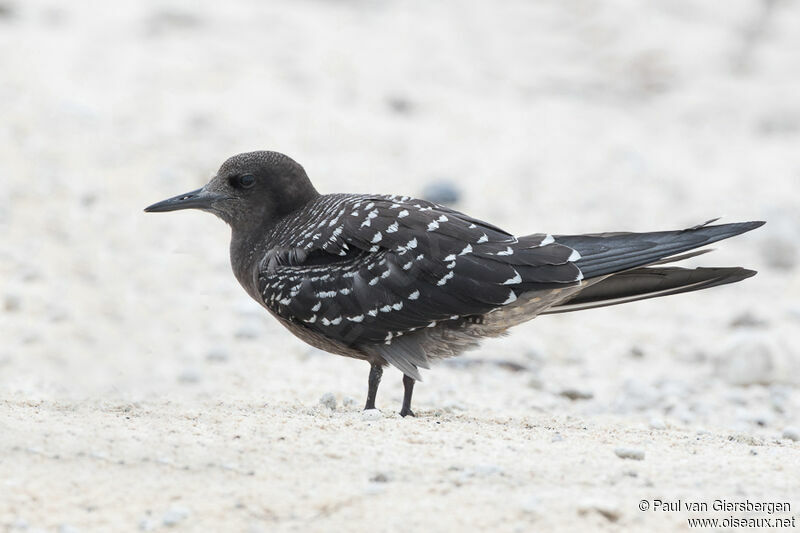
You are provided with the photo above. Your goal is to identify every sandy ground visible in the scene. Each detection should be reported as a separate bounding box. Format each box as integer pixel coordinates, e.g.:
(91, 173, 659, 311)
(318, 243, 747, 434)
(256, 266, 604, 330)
(1, 0, 800, 531)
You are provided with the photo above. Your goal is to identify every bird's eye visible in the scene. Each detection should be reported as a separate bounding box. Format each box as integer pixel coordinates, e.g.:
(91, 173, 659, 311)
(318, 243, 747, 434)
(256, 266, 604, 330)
(238, 174, 256, 189)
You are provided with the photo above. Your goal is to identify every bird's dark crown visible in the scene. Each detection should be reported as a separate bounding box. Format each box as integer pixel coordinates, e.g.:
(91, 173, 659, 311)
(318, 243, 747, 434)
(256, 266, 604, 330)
(203, 150, 320, 228)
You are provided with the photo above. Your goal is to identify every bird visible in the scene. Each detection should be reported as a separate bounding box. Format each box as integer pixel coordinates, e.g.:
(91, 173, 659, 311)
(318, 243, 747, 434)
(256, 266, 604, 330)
(145, 150, 764, 417)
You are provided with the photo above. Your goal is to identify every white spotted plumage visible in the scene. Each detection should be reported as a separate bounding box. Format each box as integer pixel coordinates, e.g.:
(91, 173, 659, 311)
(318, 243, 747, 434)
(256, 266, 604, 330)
(437, 271, 454, 286)
(503, 270, 522, 285)
(257, 192, 585, 352)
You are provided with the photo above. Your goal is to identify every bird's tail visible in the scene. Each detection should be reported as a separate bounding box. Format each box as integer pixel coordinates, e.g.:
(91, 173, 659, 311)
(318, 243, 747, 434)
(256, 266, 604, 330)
(542, 266, 755, 314)
(541, 219, 764, 313)
(555, 220, 764, 279)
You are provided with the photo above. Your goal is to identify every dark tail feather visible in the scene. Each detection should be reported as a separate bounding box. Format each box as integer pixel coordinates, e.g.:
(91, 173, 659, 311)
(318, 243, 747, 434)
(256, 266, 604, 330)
(542, 266, 756, 314)
(555, 220, 764, 279)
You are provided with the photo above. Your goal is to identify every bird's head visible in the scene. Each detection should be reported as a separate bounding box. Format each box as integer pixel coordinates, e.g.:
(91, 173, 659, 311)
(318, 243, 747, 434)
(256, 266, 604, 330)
(144, 151, 319, 230)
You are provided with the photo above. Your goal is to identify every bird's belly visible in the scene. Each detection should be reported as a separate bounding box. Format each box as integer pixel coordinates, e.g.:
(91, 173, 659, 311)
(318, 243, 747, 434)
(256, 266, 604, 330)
(274, 313, 367, 361)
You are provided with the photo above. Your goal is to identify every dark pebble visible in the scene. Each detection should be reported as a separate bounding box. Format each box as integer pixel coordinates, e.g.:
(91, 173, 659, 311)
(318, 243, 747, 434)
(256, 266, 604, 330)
(422, 180, 461, 206)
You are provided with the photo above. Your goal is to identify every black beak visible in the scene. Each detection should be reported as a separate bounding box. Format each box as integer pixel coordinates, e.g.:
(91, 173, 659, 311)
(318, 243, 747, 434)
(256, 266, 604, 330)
(144, 188, 224, 213)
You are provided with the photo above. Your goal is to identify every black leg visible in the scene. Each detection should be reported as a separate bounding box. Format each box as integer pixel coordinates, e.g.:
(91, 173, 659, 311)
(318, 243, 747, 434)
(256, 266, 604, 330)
(364, 362, 383, 410)
(399, 374, 416, 417)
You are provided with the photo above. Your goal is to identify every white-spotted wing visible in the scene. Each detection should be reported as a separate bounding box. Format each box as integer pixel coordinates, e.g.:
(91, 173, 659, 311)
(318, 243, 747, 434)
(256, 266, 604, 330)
(257, 194, 583, 347)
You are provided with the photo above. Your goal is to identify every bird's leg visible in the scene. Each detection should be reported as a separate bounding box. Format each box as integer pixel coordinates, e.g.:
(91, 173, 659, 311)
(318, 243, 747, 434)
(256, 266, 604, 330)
(399, 374, 416, 417)
(364, 362, 383, 410)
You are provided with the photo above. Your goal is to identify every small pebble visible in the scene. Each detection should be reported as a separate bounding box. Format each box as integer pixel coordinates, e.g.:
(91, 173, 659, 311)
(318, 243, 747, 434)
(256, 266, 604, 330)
(614, 379, 660, 412)
(146, 9, 202, 35)
(759, 112, 800, 135)
(361, 409, 382, 421)
(728, 434, 764, 446)
(614, 448, 645, 460)
(714, 332, 797, 386)
(0, 3, 15, 19)
(234, 326, 260, 340)
(729, 312, 767, 329)
(520, 495, 539, 513)
(494, 360, 528, 372)
(80, 193, 97, 207)
(578, 500, 621, 522)
(559, 388, 594, 401)
(4, 294, 20, 312)
(342, 396, 357, 408)
(162, 507, 190, 527)
(370, 472, 390, 483)
(177, 369, 200, 384)
(421, 180, 461, 205)
(782, 427, 800, 441)
(760, 236, 797, 270)
(319, 392, 337, 410)
(205, 348, 229, 362)
(527, 377, 544, 390)
(386, 96, 413, 114)
(770, 386, 789, 413)
(648, 417, 666, 430)
(465, 464, 503, 477)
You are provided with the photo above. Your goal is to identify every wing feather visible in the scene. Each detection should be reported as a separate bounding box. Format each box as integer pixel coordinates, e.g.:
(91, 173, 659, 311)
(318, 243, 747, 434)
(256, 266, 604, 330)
(257, 194, 583, 374)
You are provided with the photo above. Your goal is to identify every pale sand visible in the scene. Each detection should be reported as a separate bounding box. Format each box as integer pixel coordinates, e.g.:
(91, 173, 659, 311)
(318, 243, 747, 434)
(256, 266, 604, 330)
(1, 1, 799, 531)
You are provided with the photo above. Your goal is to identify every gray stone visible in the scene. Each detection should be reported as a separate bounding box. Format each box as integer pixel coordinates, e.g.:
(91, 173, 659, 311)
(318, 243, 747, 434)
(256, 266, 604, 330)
(421, 180, 461, 206)
(782, 427, 800, 441)
(342, 396, 357, 408)
(162, 507, 190, 527)
(729, 312, 767, 329)
(177, 369, 200, 384)
(4, 293, 20, 312)
(205, 348, 229, 362)
(578, 500, 621, 522)
(465, 464, 503, 477)
(559, 388, 594, 401)
(234, 325, 260, 340)
(613, 379, 661, 412)
(319, 392, 337, 410)
(361, 409, 382, 421)
(370, 472, 390, 483)
(715, 332, 799, 386)
(386, 96, 413, 114)
(614, 448, 645, 460)
(760, 236, 797, 270)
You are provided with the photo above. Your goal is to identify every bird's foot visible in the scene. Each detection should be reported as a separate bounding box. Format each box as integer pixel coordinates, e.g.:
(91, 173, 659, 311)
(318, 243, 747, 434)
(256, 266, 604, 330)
(399, 408, 416, 418)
